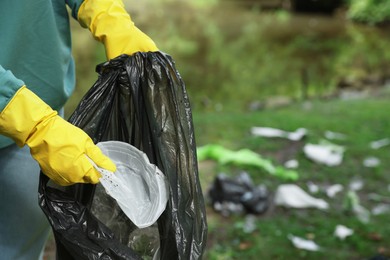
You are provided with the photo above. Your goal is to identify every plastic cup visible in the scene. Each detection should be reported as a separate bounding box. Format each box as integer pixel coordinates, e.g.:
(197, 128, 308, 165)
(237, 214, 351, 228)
(96, 141, 169, 228)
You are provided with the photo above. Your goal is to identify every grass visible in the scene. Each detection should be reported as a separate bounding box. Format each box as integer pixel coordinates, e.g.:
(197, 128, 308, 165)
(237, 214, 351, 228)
(194, 92, 390, 259)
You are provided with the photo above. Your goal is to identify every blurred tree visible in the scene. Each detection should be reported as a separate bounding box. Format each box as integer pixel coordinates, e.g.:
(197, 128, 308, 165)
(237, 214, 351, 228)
(347, 0, 390, 25)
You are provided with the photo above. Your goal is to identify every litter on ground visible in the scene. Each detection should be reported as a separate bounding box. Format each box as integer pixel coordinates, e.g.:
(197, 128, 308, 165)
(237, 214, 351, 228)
(363, 156, 381, 168)
(274, 184, 329, 210)
(371, 203, 390, 216)
(250, 127, 307, 141)
(325, 131, 347, 141)
(197, 144, 299, 181)
(344, 191, 370, 223)
(370, 138, 390, 149)
(288, 235, 320, 251)
(334, 225, 354, 240)
(303, 142, 345, 167)
(326, 184, 344, 198)
(284, 159, 299, 169)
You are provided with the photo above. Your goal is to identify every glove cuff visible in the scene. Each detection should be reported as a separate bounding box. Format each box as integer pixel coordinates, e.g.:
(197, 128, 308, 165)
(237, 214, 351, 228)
(78, 0, 132, 44)
(0, 86, 57, 147)
(78, 0, 158, 59)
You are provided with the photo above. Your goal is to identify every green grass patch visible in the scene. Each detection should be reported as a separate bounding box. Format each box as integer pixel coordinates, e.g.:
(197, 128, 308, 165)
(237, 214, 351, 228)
(195, 95, 390, 259)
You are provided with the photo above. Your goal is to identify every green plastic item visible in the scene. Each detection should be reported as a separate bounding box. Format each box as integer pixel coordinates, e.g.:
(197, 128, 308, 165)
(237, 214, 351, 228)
(197, 144, 299, 181)
(343, 190, 370, 223)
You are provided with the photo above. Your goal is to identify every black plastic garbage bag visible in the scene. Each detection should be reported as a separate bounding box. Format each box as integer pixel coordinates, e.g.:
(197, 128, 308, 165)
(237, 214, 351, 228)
(209, 172, 269, 216)
(38, 52, 208, 259)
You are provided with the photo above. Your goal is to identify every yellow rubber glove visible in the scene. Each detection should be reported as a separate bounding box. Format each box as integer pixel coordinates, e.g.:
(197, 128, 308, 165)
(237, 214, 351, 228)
(78, 0, 158, 60)
(0, 86, 116, 186)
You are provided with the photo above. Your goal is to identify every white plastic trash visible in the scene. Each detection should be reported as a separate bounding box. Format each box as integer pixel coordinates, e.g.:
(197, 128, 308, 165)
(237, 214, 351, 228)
(326, 184, 344, 198)
(250, 127, 307, 141)
(303, 143, 344, 167)
(334, 225, 354, 240)
(363, 156, 381, 168)
(284, 159, 299, 169)
(370, 138, 390, 149)
(274, 184, 329, 210)
(324, 131, 347, 141)
(95, 141, 169, 229)
(288, 234, 320, 251)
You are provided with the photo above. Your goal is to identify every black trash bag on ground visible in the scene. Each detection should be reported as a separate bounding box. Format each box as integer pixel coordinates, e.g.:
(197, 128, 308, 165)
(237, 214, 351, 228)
(209, 172, 269, 216)
(38, 52, 208, 259)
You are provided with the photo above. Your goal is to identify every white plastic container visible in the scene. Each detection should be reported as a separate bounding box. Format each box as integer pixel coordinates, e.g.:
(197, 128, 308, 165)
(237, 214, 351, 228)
(96, 141, 169, 228)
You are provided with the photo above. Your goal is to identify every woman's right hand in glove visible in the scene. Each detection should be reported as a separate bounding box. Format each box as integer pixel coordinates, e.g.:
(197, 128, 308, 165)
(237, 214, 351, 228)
(0, 86, 116, 186)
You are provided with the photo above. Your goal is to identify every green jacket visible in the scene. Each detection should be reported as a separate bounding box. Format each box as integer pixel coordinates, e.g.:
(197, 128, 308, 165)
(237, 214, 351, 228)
(0, 0, 85, 148)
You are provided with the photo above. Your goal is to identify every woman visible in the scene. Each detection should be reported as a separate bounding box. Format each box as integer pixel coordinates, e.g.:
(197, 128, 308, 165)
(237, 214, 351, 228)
(0, 0, 158, 258)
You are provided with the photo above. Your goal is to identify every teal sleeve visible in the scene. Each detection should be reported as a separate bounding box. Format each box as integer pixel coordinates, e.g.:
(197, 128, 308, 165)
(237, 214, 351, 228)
(66, 0, 86, 20)
(0, 65, 24, 112)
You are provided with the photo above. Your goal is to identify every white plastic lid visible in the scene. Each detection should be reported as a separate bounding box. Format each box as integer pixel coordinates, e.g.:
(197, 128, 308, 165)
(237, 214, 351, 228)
(95, 141, 169, 228)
